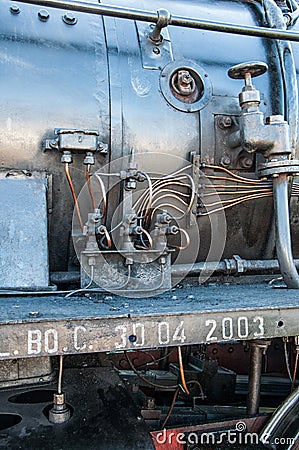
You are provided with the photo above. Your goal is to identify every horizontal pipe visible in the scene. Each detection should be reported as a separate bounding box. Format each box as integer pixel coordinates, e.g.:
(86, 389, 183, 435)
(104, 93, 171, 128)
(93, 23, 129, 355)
(3, 255, 299, 295)
(172, 258, 299, 277)
(50, 271, 80, 284)
(14, 0, 299, 42)
(50, 258, 299, 282)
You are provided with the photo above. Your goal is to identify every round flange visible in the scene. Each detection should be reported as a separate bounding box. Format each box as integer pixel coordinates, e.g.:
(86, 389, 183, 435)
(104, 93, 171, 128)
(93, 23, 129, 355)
(258, 159, 299, 178)
(228, 61, 268, 80)
(160, 61, 212, 113)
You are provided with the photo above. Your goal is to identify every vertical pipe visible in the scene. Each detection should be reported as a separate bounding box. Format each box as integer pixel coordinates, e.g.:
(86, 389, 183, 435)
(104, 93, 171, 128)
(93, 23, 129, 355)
(247, 341, 270, 415)
(159, 348, 169, 371)
(273, 173, 299, 288)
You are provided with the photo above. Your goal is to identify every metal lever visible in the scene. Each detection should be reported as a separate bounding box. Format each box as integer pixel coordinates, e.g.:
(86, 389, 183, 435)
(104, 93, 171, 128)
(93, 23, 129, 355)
(149, 9, 171, 44)
(228, 61, 268, 109)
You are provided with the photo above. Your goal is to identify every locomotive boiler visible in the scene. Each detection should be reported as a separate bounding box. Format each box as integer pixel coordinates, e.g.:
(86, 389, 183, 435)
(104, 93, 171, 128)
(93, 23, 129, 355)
(0, 0, 299, 448)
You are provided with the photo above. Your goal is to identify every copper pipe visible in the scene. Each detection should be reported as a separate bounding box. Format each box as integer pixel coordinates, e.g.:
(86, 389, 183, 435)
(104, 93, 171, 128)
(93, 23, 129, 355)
(98, 225, 112, 249)
(168, 165, 192, 177)
(94, 174, 107, 220)
(203, 183, 272, 189)
(149, 174, 195, 214)
(141, 175, 195, 220)
(135, 180, 190, 215)
(284, 341, 293, 382)
(64, 163, 84, 230)
(139, 172, 153, 218)
(151, 193, 189, 208)
(176, 227, 190, 250)
(202, 164, 261, 184)
(202, 189, 272, 197)
(135, 176, 190, 211)
(124, 351, 178, 390)
(292, 351, 299, 391)
(138, 227, 153, 250)
(181, 173, 196, 214)
(207, 175, 262, 184)
(177, 346, 190, 395)
(198, 193, 272, 216)
(202, 192, 273, 208)
(58, 355, 63, 395)
(137, 171, 191, 205)
(150, 203, 186, 221)
(86, 164, 97, 210)
(161, 386, 180, 429)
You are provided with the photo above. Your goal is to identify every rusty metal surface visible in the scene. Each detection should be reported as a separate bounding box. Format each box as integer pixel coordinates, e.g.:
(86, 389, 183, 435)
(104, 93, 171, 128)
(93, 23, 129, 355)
(0, 284, 298, 359)
(0, 367, 155, 450)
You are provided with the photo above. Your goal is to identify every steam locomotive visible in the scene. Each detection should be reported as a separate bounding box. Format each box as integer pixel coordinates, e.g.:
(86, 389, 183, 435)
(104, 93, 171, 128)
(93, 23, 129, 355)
(0, 0, 299, 448)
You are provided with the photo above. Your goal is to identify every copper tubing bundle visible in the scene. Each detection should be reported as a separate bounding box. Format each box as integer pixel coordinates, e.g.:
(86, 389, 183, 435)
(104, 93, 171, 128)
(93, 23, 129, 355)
(197, 164, 273, 216)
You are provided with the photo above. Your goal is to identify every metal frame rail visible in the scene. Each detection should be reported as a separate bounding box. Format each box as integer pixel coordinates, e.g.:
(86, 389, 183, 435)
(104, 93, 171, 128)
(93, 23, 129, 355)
(0, 284, 298, 359)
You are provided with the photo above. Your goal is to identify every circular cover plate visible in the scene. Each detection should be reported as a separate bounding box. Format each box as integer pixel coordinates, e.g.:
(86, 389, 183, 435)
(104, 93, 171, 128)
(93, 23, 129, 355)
(160, 60, 212, 113)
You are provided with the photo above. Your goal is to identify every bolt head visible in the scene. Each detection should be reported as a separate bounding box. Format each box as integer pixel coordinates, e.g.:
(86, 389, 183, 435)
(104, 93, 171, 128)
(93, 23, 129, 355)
(220, 155, 231, 167)
(240, 156, 253, 169)
(218, 116, 232, 129)
(10, 5, 20, 14)
(38, 9, 49, 21)
(63, 13, 77, 25)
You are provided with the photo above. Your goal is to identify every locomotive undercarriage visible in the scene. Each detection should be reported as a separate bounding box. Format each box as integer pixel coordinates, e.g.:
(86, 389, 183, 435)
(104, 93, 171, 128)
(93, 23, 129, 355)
(0, 283, 298, 449)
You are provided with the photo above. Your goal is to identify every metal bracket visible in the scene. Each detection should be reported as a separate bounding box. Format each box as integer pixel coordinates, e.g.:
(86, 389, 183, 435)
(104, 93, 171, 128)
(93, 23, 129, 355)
(223, 255, 245, 275)
(43, 129, 108, 154)
(136, 15, 173, 70)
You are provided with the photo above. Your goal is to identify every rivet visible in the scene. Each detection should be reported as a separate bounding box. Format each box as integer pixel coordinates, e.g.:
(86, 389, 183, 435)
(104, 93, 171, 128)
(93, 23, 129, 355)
(63, 13, 77, 25)
(10, 5, 20, 14)
(38, 9, 50, 22)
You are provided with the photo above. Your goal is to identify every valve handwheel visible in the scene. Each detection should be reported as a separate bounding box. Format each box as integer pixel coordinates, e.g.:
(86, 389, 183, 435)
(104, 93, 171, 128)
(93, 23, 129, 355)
(227, 61, 268, 108)
(228, 61, 268, 80)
